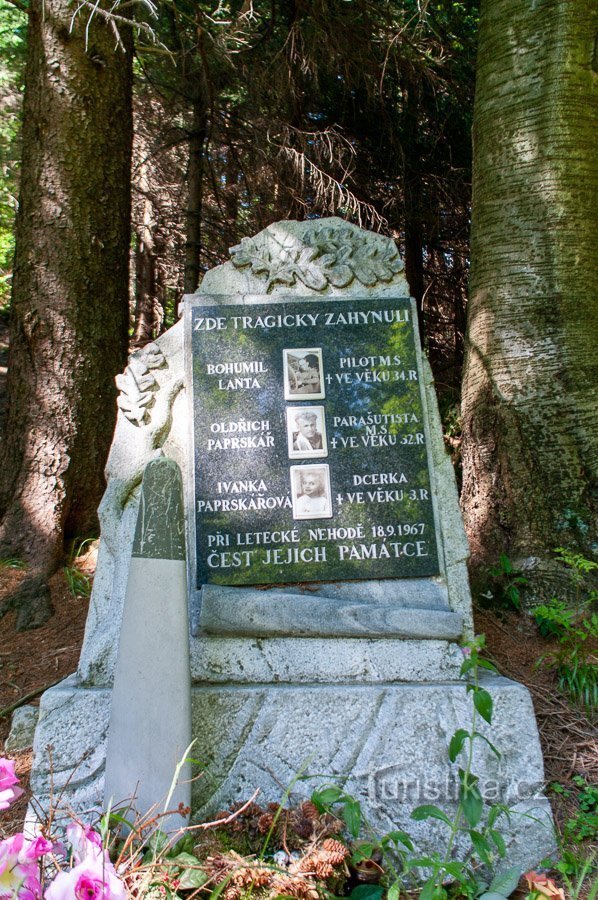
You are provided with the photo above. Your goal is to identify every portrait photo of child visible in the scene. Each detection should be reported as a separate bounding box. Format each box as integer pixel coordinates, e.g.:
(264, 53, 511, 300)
(286, 406, 328, 459)
(283, 348, 325, 400)
(290, 465, 333, 520)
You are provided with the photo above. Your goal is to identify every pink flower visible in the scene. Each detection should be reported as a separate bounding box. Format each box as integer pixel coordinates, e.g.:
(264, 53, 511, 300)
(0, 833, 43, 899)
(0, 759, 24, 811)
(23, 838, 53, 862)
(65, 824, 103, 865)
(45, 858, 125, 900)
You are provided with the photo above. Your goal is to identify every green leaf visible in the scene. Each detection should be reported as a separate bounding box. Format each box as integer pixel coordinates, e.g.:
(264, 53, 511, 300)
(387, 883, 401, 900)
(343, 798, 362, 837)
(384, 830, 414, 851)
(479, 893, 516, 900)
(473, 732, 501, 759)
(351, 842, 378, 862)
(349, 885, 383, 900)
(170, 833, 196, 856)
(410, 805, 452, 827)
(442, 860, 467, 879)
(168, 851, 201, 868)
(477, 658, 499, 673)
(449, 729, 469, 762)
(410, 856, 440, 868)
(461, 784, 483, 827)
(147, 830, 169, 858)
(489, 829, 506, 857)
(486, 866, 521, 896)
(312, 786, 344, 808)
(499, 554, 513, 574)
(419, 879, 445, 900)
(177, 864, 208, 890)
(460, 657, 475, 676)
(473, 688, 494, 723)
(469, 830, 492, 866)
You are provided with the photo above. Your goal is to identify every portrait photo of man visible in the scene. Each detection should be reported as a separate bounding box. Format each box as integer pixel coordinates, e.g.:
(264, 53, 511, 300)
(286, 406, 328, 459)
(290, 465, 333, 520)
(283, 348, 325, 400)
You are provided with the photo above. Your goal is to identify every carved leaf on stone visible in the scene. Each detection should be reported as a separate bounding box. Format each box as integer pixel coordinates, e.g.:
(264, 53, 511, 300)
(229, 237, 272, 277)
(267, 246, 329, 292)
(230, 225, 403, 292)
(115, 342, 166, 427)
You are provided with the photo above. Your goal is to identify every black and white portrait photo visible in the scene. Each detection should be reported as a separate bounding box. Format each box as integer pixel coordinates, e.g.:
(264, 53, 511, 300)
(286, 406, 328, 459)
(283, 348, 325, 400)
(290, 465, 332, 520)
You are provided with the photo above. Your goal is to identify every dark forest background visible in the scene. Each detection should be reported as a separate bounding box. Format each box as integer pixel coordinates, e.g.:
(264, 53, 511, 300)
(0, 0, 476, 392)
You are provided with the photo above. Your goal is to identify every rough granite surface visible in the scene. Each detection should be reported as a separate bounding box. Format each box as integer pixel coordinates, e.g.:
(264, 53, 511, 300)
(5, 705, 39, 753)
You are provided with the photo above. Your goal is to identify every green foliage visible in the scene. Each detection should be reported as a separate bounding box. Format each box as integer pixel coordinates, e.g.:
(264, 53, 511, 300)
(0, 556, 25, 569)
(480, 554, 529, 611)
(63, 538, 96, 599)
(541, 779, 597, 900)
(534, 549, 598, 715)
(311, 784, 362, 838)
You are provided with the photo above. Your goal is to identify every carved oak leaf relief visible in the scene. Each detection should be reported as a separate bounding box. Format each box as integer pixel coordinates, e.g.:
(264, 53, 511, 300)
(115, 342, 167, 427)
(229, 224, 404, 292)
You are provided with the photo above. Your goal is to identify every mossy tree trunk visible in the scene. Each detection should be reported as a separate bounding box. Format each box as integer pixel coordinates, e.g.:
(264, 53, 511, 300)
(0, 0, 133, 628)
(461, 0, 598, 594)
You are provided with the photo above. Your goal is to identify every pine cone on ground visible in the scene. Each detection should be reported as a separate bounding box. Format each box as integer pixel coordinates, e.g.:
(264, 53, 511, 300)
(321, 838, 348, 865)
(231, 866, 271, 888)
(293, 816, 314, 839)
(299, 801, 319, 821)
(271, 874, 319, 899)
(313, 856, 334, 880)
(222, 887, 241, 900)
(206, 855, 235, 884)
(257, 812, 275, 834)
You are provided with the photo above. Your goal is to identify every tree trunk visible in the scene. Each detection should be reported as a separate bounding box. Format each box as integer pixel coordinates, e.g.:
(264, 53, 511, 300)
(0, 0, 133, 628)
(402, 82, 425, 341)
(183, 91, 208, 294)
(461, 0, 598, 593)
(133, 161, 159, 347)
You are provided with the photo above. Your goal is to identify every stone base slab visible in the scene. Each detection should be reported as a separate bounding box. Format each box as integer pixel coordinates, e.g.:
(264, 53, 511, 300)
(190, 636, 464, 683)
(30, 673, 553, 872)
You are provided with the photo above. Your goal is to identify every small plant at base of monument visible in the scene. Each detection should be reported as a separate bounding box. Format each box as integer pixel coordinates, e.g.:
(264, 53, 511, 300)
(0, 556, 26, 570)
(479, 555, 529, 612)
(63, 537, 96, 599)
(539, 778, 598, 900)
(533, 549, 598, 716)
(400, 637, 520, 898)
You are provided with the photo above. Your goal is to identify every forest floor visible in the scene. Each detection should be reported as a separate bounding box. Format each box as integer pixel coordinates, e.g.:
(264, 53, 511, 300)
(0, 560, 596, 895)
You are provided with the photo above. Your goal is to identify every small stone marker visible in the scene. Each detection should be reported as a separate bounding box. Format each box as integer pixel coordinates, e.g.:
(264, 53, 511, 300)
(103, 458, 191, 833)
(5, 705, 39, 753)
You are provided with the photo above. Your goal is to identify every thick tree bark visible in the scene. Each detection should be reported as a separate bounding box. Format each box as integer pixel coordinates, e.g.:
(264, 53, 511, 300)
(183, 90, 208, 295)
(0, 0, 132, 628)
(461, 0, 598, 592)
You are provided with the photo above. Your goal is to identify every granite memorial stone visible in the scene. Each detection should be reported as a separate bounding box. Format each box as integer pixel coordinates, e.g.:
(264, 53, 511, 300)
(28, 218, 554, 870)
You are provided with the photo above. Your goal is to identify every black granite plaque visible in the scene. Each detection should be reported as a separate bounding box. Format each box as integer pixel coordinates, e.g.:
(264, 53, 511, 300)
(189, 297, 441, 586)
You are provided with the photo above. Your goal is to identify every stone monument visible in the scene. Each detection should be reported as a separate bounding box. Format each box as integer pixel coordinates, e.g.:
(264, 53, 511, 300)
(29, 218, 553, 867)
